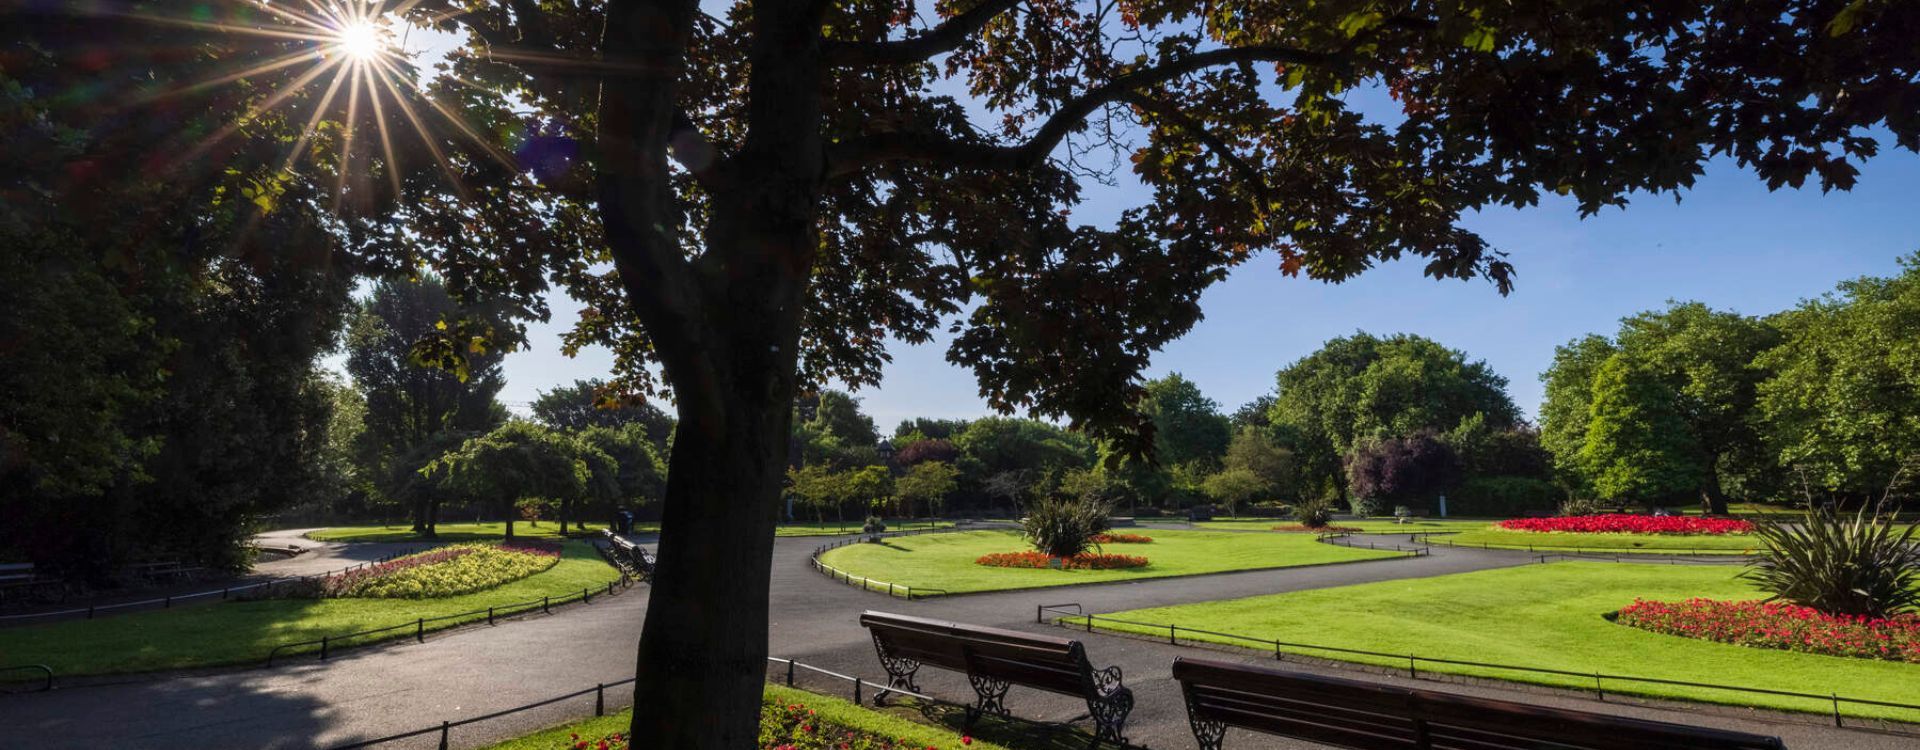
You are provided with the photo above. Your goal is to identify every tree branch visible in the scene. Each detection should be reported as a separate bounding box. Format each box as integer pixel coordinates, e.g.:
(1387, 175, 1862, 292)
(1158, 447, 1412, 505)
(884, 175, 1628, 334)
(821, 0, 1022, 67)
(825, 43, 1335, 176)
(1119, 92, 1272, 197)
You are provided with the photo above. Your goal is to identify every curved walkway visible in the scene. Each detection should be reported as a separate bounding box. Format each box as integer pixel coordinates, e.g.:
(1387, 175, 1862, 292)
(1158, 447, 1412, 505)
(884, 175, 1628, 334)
(0, 532, 1905, 750)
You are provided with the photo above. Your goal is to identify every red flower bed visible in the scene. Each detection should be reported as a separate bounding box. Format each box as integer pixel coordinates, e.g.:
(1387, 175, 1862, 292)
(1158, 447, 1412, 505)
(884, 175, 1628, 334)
(1091, 533, 1153, 544)
(1270, 524, 1361, 533)
(975, 551, 1150, 570)
(318, 546, 478, 597)
(1616, 598, 1920, 663)
(1496, 514, 1752, 535)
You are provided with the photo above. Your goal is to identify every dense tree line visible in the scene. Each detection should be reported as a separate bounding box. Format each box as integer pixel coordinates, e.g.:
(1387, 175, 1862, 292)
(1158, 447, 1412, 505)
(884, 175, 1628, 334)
(1542, 258, 1920, 510)
(0, 32, 353, 578)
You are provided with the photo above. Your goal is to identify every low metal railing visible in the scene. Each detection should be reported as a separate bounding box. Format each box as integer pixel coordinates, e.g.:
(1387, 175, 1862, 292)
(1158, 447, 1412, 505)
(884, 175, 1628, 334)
(326, 655, 939, 749)
(266, 575, 632, 666)
(808, 527, 961, 599)
(1035, 604, 1920, 728)
(1411, 532, 1757, 557)
(1313, 532, 1431, 556)
(0, 664, 53, 693)
(0, 547, 430, 625)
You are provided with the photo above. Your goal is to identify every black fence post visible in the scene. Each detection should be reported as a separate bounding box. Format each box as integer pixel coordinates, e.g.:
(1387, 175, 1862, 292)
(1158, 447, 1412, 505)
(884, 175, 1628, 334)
(1169, 624, 1177, 645)
(1593, 673, 1604, 700)
(853, 675, 862, 705)
(417, 618, 425, 643)
(543, 596, 551, 615)
(487, 606, 495, 626)
(583, 587, 591, 603)
(1832, 694, 1843, 727)
(786, 660, 795, 687)
(321, 636, 330, 660)
(596, 683, 606, 716)
(86, 605, 94, 620)
(164, 595, 172, 609)
(437, 721, 450, 750)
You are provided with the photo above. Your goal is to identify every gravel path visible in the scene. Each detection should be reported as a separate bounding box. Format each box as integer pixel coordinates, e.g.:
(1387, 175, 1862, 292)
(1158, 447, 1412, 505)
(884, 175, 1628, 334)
(0, 531, 1910, 750)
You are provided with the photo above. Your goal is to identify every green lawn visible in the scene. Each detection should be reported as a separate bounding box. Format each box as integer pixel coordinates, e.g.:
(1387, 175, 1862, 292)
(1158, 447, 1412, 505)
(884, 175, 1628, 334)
(1186, 517, 1495, 534)
(816, 529, 1401, 594)
(1435, 527, 1758, 554)
(482, 682, 1157, 750)
(306, 522, 622, 543)
(2, 541, 625, 677)
(1083, 563, 1920, 722)
(774, 518, 957, 537)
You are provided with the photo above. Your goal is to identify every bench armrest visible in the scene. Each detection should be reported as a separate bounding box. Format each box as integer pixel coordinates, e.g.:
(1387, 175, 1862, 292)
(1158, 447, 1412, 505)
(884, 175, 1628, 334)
(1091, 664, 1125, 697)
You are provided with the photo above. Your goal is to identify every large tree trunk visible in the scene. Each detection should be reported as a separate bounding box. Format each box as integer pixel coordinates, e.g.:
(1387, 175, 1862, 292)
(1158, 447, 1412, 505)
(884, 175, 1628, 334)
(600, 0, 824, 741)
(1699, 462, 1731, 516)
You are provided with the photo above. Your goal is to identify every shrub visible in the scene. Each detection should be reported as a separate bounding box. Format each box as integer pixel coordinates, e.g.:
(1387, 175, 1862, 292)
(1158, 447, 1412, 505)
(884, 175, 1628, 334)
(1021, 496, 1111, 558)
(1270, 524, 1361, 533)
(1616, 598, 1920, 663)
(1495, 515, 1752, 535)
(1448, 476, 1560, 517)
(1741, 508, 1920, 618)
(861, 515, 887, 534)
(1291, 496, 1335, 529)
(975, 551, 1149, 569)
(1091, 532, 1152, 544)
(1347, 496, 1380, 518)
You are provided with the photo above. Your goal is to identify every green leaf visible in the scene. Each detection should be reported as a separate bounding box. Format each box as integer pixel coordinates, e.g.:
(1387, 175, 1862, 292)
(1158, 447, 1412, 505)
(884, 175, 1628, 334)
(1462, 27, 1498, 53)
(1337, 11, 1384, 38)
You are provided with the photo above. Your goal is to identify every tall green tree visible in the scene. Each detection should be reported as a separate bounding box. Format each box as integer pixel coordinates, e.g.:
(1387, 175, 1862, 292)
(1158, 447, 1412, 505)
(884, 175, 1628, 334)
(346, 278, 511, 530)
(1540, 303, 1778, 512)
(426, 422, 615, 537)
(1579, 356, 1704, 504)
(1538, 335, 1620, 494)
(118, 0, 1920, 740)
(1224, 426, 1297, 500)
(1270, 333, 1518, 497)
(534, 379, 676, 451)
(1758, 256, 1920, 500)
(893, 461, 959, 517)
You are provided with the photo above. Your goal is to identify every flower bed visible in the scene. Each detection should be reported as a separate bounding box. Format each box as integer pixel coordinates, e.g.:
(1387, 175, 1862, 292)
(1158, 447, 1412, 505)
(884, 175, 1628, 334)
(1616, 598, 1920, 663)
(323, 541, 562, 598)
(1270, 524, 1361, 533)
(1091, 533, 1152, 544)
(1496, 515, 1752, 535)
(975, 550, 1150, 570)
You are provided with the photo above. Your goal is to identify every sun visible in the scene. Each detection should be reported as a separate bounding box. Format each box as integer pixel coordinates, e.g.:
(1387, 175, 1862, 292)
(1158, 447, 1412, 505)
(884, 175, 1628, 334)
(334, 21, 384, 60)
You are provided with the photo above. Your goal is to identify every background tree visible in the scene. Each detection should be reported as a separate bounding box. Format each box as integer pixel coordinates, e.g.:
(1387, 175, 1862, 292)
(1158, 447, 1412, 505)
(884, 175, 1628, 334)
(894, 461, 959, 517)
(1758, 256, 1920, 502)
(576, 424, 670, 511)
(1538, 335, 1620, 495)
(426, 422, 607, 537)
(1270, 333, 1518, 498)
(1345, 431, 1462, 509)
(101, 0, 1920, 741)
(1578, 356, 1704, 505)
(1202, 468, 1265, 517)
(346, 279, 511, 530)
(1538, 303, 1779, 512)
(534, 379, 676, 451)
(1224, 426, 1297, 502)
(1231, 395, 1278, 430)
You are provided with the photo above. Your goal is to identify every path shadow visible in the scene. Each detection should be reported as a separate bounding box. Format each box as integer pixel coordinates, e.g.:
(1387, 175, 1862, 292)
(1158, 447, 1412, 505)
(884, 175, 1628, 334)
(0, 666, 339, 750)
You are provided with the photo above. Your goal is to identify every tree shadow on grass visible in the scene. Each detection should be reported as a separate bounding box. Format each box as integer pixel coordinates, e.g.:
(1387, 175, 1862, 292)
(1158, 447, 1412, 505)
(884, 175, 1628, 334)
(879, 696, 1150, 750)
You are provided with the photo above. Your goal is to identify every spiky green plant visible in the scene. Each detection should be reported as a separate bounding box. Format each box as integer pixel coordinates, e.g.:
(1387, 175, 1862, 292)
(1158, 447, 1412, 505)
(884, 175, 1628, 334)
(1021, 497, 1111, 558)
(1740, 507, 1920, 618)
(1292, 496, 1335, 529)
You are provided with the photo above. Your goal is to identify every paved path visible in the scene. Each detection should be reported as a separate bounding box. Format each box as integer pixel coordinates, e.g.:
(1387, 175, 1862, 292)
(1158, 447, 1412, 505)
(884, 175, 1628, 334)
(0, 532, 1910, 749)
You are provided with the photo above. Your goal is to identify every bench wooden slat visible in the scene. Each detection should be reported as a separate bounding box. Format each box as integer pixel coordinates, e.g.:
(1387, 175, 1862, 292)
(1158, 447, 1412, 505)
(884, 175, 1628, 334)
(1173, 657, 1786, 750)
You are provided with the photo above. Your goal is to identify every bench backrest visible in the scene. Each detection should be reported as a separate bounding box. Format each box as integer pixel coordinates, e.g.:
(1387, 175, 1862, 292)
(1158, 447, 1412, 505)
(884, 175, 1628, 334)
(861, 611, 1093, 696)
(0, 563, 35, 573)
(1172, 658, 1785, 750)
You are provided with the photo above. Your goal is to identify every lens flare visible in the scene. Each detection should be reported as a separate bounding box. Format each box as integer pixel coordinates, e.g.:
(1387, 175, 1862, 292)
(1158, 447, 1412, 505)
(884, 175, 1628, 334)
(335, 22, 383, 61)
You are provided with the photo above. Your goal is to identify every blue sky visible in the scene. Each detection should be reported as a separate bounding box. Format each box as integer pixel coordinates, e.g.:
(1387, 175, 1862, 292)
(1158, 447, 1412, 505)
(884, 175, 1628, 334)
(491, 149, 1920, 426)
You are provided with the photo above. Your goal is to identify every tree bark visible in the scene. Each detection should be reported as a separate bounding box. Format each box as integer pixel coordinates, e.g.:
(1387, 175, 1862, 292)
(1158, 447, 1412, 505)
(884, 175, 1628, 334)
(1699, 461, 1731, 516)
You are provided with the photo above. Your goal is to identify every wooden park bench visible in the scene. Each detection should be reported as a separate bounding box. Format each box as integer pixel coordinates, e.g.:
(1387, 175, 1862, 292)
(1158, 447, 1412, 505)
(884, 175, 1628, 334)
(127, 560, 202, 580)
(860, 611, 1134, 745)
(1172, 657, 1786, 750)
(598, 529, 655, 580)
(0, 563, 60, 601)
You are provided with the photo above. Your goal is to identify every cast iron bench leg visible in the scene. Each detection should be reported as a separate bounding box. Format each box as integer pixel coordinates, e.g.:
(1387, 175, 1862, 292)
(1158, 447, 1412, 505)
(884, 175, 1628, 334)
(870, 634, 922, 705)
(964, 674, 1012, 727)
